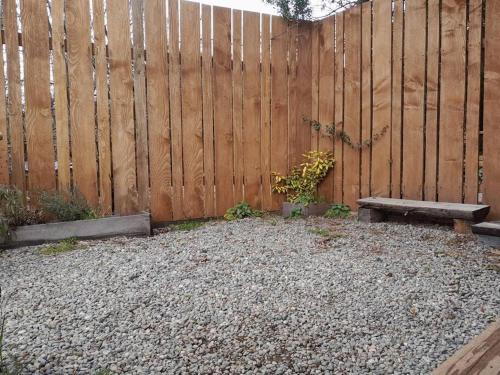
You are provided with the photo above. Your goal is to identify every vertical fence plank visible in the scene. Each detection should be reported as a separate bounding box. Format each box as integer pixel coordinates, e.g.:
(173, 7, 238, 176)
(310, 23, 320, 154)
(232, 10, 244, 203)
(181, 1, 204, 218)
(438, 0, 467, 203)
(270, 17, 288, 210)
(402, 0, 426, 200)
(360, 2, 371, 199)
(243, 11, 262, 208)
(107, 0, 139, 214)
(93, 0, 113, 214)
(391, 0, 403, 199)
(424, 0, 440, 201)
(145, 0, 172, 221)
(213, 6, 234, 215)
(484, 0, 500, 219)
(333, 13, 344, 204)
(52, 0, 70, 193)
(168, 0, 184, 219)
(202, 4, 215, 217)
(463, 0, 482, 204)
(4, 0, 24, 190)
(287, 23, 298, 168)
(296, 22, 312, 163)
(0, 42, 7, 184)
(343, 6, 361, 209)
(132, 0, 150, 211)
(66, 0, 98, 204)
(261, 14, 272, 211)
(371, 0, 391, 197)
(318, 16, 335, 201)
(22, 0, 56, 193)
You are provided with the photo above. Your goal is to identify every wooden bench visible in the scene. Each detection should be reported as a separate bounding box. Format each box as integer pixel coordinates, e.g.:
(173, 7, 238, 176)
(357, 197, 490, 234)
(431, 319, 500, 375)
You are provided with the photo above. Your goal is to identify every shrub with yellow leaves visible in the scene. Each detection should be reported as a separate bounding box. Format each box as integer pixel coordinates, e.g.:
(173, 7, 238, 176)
(272, 151, 335, 205)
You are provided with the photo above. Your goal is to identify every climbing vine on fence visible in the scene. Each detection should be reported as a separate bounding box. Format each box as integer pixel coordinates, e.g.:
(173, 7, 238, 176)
(304, 117, 389, 149)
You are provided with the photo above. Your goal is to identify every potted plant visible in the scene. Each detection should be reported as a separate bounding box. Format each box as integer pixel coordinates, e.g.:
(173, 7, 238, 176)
(272, 151, 335, 217)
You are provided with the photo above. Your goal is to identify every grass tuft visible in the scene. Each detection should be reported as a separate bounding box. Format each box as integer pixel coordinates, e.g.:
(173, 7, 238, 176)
(308, 227, 331, 237)
(170, 221, 204, 231)
(39, 238, 81, 256)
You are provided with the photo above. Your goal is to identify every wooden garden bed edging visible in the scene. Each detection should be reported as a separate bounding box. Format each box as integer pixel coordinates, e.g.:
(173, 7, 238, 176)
(431, 319, 500, 374)
(6, 213, 151, 247)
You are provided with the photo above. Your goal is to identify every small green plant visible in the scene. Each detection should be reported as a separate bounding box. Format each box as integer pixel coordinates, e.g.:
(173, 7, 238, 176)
(0, 186, 41, 241)
(39, 238, 80, 256)
(0, 186, 41, 226)
(308, 227, 330, 237)
(266, 218, 278, 226)
(287, 207, 303, 219)
(224, 202, 263, 221)
(170, 221, 204, 231)
(39, 190, 98, 222)
(324, 204, 351, 219)
(272, 151, 335, 205)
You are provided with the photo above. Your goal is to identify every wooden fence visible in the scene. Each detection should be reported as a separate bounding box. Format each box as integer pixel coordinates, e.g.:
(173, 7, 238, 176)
(311, 0, 500, 219)
(0, 0, 499, 222)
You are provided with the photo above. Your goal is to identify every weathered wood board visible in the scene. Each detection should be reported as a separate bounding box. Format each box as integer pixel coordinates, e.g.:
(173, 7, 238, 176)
(431, 320, 500, 375)
(358, 197, 490, 221)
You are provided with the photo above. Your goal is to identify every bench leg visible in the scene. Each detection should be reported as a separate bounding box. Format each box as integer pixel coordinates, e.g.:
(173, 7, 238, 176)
(358, 208, 385, 223)
(453, 219, 473, 235)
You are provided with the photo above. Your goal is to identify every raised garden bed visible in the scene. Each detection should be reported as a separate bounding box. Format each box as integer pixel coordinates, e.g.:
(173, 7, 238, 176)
(3, 213, 151, 247)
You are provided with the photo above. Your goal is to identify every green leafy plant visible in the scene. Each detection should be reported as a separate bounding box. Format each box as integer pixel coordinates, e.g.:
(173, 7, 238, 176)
(272, 151, 335, 205)
(288, 207, 303, 219)
(39, 190, 98, 222)
(0, 186, 41, 227)
(265, 0, 367, 21)
(39, 238, 81, 256)
(170, 221, 204, 231)
(224, 202, 263, 221)
(0, 186, 41, 241)
(324, 204, 351, 218)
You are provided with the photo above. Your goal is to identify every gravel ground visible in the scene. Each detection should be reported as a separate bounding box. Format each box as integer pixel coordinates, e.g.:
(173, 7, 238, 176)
(0, 216, 499, 374)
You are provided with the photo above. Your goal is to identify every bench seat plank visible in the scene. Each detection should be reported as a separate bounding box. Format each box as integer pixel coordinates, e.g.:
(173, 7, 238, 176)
(358, 197, 490, 222)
